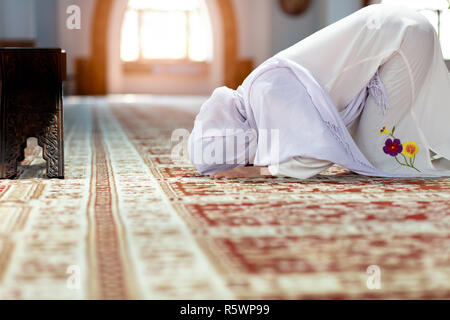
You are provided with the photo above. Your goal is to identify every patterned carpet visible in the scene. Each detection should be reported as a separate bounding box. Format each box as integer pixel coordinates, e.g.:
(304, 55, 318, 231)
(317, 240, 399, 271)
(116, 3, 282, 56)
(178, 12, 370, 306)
(0, 96, 449, 299)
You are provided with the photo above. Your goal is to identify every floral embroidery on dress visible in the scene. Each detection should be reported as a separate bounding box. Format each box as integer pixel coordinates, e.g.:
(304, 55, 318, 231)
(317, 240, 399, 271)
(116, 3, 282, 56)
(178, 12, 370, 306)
(380, 125, 421, 172)
(379, 125, 389, 135)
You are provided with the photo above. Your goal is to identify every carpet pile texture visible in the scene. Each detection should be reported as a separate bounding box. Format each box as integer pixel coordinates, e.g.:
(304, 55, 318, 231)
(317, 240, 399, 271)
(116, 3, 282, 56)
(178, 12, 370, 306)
(0, 98, 449, 299)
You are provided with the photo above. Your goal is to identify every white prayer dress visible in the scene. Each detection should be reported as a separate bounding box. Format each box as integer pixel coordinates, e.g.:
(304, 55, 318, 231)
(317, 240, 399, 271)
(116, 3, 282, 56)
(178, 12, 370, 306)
(189, 4, 450, 179)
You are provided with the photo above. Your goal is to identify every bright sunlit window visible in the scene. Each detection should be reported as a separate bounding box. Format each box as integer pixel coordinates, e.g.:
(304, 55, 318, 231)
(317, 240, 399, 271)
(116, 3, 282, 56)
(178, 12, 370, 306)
(121, 0, 213, 62)
(382, 0, 450, 59)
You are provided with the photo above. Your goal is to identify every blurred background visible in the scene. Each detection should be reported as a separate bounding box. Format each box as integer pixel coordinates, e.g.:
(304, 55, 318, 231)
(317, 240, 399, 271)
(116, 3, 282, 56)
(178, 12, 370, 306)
(0, 0, 448, 96)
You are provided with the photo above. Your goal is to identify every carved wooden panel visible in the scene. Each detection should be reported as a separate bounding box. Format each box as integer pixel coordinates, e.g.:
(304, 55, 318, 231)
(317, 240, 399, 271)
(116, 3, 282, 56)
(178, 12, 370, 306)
(0, 48, 65, 179)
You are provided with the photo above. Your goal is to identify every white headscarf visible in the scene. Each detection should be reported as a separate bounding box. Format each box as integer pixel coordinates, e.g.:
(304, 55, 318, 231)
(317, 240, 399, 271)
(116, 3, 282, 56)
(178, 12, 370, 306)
(188, 86, 257, 175)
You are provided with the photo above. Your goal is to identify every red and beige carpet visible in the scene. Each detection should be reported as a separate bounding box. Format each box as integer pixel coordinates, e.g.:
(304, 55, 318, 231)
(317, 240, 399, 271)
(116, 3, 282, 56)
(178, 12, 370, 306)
(0, 96, 449, 299)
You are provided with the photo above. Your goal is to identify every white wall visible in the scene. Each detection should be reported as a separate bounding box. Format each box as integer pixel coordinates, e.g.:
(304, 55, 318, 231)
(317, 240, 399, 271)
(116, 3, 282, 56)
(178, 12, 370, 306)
(35, 0, 58, 47)
(270, 0, 321, 57)
(241, 0, 363, 65)
(245, 0, 273, 65)
(323, 0, 362, 26)
(0, 0, 36, 39)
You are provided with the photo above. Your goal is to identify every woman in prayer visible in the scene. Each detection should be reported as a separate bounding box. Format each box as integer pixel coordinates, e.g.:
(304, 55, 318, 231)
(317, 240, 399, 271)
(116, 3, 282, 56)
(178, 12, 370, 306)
(188, 4, 450, 179)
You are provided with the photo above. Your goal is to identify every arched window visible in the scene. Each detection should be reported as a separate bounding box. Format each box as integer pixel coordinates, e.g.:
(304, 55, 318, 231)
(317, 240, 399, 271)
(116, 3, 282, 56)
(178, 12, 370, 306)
(381, 0, 450, 59)
(120, 0, 213, 62)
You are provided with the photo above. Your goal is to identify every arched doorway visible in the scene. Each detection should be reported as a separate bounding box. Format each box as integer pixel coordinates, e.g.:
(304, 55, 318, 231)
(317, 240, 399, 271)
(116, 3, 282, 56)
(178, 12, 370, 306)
(120, 1, 213, 62)
(77, 0, 252, 95)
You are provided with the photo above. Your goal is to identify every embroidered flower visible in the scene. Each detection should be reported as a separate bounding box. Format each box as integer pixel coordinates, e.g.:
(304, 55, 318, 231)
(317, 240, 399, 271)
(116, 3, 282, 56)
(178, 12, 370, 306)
(379, 126, 420, 172)
(383, 138, 403, 157)
(402, 141, 419, 158)
(379, 125, 390, 135)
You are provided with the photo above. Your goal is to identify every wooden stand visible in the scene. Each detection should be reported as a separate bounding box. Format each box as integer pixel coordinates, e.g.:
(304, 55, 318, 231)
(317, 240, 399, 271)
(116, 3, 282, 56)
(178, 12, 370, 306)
(0, 48, 66, 179)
